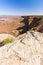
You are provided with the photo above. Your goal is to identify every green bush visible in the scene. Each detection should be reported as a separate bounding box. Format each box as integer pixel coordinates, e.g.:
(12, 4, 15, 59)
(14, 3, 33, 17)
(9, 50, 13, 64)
(2, 37, 14, 45)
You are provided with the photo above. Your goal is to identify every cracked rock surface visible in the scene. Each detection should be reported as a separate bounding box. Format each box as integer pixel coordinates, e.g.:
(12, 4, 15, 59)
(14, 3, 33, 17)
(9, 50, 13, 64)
(0, 31, 43, 65)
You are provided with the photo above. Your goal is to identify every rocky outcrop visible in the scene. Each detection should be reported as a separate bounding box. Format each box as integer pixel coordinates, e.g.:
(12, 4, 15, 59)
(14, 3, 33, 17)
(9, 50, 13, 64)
(0, 31, 43, 65)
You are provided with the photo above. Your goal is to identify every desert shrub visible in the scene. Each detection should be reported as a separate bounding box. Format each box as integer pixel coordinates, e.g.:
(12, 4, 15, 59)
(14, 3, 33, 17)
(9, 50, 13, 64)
(2, 37, 14, 45)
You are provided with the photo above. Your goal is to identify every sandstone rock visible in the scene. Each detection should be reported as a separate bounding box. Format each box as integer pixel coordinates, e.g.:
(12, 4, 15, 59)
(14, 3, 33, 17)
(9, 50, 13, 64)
(0, 31, 43, 65)
(11, 30, 20, 37)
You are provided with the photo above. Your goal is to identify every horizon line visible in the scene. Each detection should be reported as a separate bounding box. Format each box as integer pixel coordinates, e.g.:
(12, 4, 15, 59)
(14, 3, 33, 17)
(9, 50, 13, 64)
(0, 15, 43, 16)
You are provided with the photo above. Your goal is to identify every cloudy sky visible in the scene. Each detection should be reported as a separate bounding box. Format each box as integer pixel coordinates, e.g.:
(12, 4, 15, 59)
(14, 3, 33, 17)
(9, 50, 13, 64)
(0, 0, 43, 15)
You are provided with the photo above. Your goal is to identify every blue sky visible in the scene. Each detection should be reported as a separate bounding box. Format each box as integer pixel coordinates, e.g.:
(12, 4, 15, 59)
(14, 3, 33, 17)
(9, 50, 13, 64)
(0, 0, 43, 15)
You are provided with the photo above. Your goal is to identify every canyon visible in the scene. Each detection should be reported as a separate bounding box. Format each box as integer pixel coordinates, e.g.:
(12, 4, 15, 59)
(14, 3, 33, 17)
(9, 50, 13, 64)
(0, 16, 43, 37)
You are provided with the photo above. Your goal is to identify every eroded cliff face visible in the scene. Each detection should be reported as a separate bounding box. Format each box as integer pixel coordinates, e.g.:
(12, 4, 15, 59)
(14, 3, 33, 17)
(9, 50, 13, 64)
(0, 31, 43, 65)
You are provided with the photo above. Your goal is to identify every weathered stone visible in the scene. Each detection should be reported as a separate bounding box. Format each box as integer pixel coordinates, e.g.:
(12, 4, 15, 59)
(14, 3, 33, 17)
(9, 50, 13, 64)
(0, 31, 43, 65)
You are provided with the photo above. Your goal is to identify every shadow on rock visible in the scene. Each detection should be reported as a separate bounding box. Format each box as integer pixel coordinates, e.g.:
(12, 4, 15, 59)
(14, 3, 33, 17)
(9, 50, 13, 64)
(16, 16, 42, 34)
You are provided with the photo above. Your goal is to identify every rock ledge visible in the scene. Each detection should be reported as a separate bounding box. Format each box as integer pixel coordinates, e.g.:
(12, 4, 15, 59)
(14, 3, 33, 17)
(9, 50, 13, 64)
(0, 31, 43, 65)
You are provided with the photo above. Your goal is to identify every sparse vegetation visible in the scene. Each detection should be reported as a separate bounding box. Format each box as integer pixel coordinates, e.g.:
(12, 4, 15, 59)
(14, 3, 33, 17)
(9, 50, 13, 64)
(2, 37, 14, 45)
(0, 37, 14, 47)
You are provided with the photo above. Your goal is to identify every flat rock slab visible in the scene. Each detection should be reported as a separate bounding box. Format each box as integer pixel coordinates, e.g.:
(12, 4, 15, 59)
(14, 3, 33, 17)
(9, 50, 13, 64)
(0, 32, 43, 65)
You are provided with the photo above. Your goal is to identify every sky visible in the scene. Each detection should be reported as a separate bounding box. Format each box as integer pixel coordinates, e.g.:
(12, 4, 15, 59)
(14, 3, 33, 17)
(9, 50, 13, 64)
(0, 0, 43, 15)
